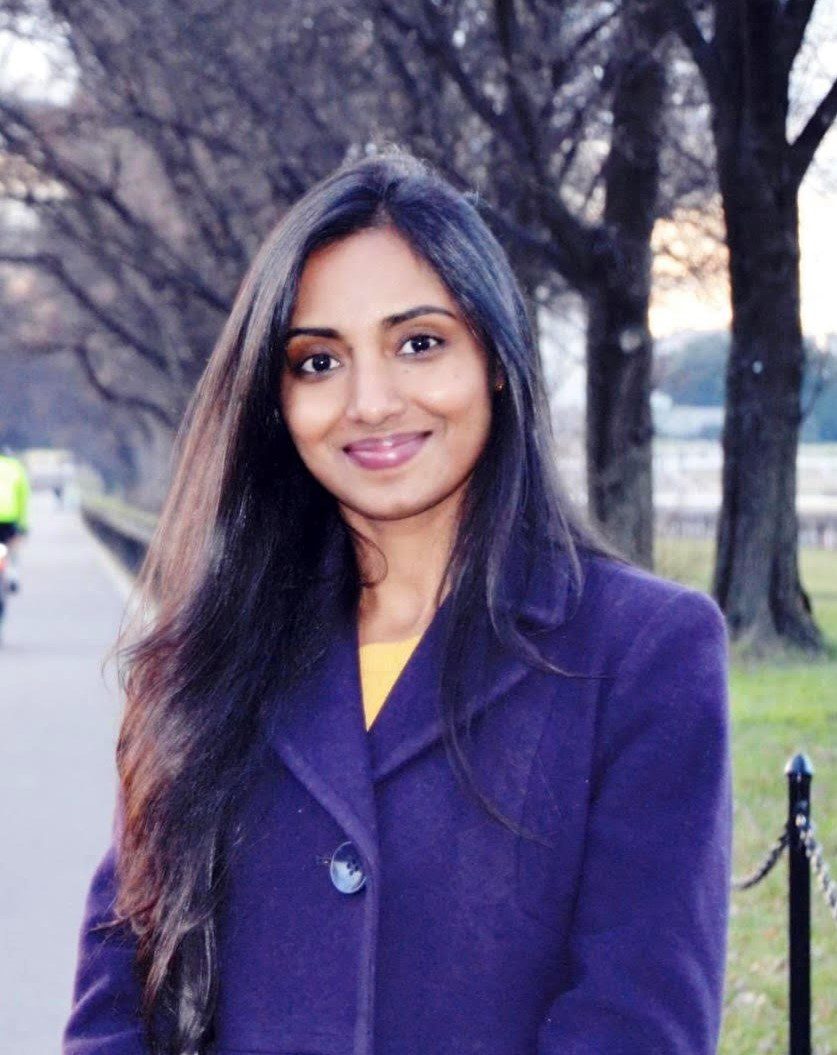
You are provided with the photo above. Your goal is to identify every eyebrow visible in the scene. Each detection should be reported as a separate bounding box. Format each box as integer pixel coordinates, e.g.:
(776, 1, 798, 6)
(284, 304, 457, 342)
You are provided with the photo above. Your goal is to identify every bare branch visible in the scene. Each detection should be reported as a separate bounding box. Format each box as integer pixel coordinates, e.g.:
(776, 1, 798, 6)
(73, 341, 178, 428)
(494, 0, 546, 177)
(789, 73, 837, 186)
(0, 100, 233, 315)
(780, 0, 817, 73)
(666, 0, 723, 107)
(0, 251, 170, 372)
(472, 193, 595, 289)
(377, 0, 527, 156)
(13, 337, 177, 428)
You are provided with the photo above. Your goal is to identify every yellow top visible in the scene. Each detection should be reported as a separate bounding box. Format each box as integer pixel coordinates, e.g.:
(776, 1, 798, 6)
(358, 635, 422, 729)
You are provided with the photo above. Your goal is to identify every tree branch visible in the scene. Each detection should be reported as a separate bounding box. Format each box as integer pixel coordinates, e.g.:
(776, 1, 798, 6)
(789, 73, 837, 186)
(377, 0, 527, 157)
(0, 252, 170, 372)
(666, 0, 723, 107)
(472, 193, 595, 289)
(780, 0, 816, 72)
(17, 337, 178, 428)
(72, 341, 178, 428)
(494, 0, 546, 178)
(0, 99, 232, 315)
(378, 1, 597, 286)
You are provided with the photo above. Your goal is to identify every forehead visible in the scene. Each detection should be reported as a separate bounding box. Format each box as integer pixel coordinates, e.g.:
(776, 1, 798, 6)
(290, 227, 458, 325)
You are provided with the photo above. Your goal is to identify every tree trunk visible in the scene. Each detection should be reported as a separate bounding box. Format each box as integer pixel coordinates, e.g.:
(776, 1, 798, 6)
(655, 0, 831, 652)
(585, 2, 666, 568)
(586, 284, 655, 567)
(713, 176, 822, 653)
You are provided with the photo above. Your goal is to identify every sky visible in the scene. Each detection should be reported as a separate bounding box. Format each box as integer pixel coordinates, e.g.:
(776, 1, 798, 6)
(647, 182, 837, 341)
(650, 0, 837, 341)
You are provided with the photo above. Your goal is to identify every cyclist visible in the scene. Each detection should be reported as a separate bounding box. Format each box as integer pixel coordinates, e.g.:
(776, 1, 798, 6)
(0, 445, 30, 593)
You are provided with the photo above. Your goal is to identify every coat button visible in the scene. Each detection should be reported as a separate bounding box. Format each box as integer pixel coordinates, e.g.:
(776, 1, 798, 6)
(329, 840, 367, 894)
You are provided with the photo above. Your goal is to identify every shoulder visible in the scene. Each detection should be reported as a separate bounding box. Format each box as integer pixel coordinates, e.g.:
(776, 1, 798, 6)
(558, 547, 728, 680)
(542, 551, 732, 798)
(576, 549, 723, 626)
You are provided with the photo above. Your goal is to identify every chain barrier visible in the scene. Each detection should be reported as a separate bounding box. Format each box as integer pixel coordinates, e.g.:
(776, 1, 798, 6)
(731, 827, 789, 891)
(795, 813, 837, 925)
(729, 754, 834, 1055)
(731, 813, 836, 927)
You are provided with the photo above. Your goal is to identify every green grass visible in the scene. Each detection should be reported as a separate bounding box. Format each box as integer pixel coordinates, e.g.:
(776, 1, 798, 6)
(79, 489, 159, 531)
(655, 538, 837, 1055)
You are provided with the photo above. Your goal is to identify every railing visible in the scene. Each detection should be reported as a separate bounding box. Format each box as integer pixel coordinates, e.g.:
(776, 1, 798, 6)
(655, 506, 837, 550)
(80, 492, 156, 574)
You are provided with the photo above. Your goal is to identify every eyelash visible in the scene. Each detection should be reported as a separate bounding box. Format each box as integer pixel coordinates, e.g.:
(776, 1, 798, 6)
(291, 333, 445, 377)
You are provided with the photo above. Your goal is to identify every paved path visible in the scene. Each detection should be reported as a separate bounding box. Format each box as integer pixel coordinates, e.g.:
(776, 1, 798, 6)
(0, 491, 131, 1054)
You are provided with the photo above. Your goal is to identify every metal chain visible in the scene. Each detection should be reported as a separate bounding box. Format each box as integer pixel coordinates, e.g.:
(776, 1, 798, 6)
(795, 813, 837, 925)
(732, 828, 789, 891)
(731, 816, 837, 926)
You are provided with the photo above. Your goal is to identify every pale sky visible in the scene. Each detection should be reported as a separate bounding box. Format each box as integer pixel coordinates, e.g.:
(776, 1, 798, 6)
(650, 1, 837, 340)
(649, 182, 837, 341)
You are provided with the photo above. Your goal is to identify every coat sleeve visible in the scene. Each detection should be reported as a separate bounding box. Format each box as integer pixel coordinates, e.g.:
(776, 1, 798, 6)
(15, 462, 30, 532)
(538, 589, 733, 1055)
(63, 806, 149, 1054)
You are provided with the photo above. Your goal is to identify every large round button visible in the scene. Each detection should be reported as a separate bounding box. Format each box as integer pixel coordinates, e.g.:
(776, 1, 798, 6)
(329, 841, 367, 894)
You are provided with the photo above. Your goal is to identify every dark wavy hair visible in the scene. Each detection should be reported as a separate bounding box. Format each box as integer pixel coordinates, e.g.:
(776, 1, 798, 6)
(112, 148, 622, 1052)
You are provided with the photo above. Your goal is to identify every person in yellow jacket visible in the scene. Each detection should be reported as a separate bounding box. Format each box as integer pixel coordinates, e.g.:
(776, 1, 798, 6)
(0, 446, 30, 592)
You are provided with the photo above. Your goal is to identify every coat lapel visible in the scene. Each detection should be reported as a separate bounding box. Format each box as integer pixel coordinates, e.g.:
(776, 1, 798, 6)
(265, 530, 577, 858)
(368, 537, 575, 781)
(265, 592, 379, 869)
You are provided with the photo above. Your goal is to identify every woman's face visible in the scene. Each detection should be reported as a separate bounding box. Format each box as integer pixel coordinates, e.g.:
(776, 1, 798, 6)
(279, 227, 495, 528)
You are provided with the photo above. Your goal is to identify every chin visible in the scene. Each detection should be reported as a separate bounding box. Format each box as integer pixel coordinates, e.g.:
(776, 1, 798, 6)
(356, 500, 436, 522)
(339, 489, 449, 524)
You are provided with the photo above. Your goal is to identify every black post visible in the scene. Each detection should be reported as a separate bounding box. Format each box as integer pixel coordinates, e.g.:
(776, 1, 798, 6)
(785, 752, 813, 1055)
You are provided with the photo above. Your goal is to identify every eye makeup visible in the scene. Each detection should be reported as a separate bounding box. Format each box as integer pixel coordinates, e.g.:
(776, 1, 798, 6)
(285, 330, 448, 379)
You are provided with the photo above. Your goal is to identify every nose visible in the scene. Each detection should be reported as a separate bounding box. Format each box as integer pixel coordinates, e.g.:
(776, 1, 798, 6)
(345, 354, 406, 426)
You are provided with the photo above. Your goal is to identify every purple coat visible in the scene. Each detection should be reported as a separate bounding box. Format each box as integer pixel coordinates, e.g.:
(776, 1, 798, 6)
(64, 543, 732, 1055)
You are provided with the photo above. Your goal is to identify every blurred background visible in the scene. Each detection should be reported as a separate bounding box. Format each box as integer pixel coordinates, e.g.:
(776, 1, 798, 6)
(0, 1, 834, 1052)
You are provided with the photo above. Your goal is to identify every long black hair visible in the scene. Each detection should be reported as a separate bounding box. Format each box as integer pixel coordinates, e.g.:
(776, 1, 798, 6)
(113, 147, 622, 1052)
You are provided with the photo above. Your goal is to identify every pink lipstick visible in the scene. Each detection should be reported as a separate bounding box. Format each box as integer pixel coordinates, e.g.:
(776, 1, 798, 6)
(343, 431, 430, 470)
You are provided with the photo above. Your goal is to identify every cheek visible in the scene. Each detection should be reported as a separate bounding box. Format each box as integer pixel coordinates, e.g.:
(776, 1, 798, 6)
(280, 385, 340, 450)
(421, 366, 492, 434)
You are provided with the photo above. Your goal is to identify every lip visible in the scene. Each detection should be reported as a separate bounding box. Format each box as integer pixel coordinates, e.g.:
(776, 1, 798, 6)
(343, 431, 431, 470)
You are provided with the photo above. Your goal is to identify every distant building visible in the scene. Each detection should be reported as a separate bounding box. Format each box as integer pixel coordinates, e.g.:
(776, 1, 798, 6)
(651, 391, 724, 439)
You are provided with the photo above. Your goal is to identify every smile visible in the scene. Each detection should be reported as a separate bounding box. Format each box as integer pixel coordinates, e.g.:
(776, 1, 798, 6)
(342, 431, 431, 471)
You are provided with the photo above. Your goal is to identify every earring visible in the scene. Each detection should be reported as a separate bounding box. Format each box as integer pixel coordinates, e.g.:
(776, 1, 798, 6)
(494, 378, 505, 392)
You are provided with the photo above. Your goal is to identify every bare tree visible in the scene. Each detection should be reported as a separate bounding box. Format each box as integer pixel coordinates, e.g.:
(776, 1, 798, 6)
(0, 0, 362, 437)
(671, 0, 836, 652)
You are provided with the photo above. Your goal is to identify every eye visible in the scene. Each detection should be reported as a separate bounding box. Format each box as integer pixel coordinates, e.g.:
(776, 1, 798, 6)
(294, 351, 341, 376)
(399, 333, 444, 357)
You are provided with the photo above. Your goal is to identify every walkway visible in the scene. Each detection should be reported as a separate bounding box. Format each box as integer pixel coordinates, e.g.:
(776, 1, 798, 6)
(0, 490, 130, 1054)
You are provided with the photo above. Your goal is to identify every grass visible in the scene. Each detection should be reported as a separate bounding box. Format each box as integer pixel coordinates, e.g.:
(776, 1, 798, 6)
(655, 537, 837, 1055)
(79, 489, 159, 531)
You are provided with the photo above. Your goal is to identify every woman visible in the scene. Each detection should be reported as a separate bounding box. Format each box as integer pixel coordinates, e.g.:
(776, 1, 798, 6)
(64, 150, 732, 1055)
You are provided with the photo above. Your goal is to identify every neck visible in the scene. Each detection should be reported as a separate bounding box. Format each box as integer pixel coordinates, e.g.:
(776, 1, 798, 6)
(340, 493, 460, 643)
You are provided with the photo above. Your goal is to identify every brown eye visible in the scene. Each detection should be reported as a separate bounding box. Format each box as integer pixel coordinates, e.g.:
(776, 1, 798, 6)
(296, 351, 341, 376)
(399, 334, 444, 357)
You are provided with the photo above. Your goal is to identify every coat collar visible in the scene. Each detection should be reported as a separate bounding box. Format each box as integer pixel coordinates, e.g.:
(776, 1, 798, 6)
(264, 528, 576, 866)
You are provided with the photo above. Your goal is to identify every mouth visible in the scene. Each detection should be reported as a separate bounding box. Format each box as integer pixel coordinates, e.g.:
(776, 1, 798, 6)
(342, 431, 432, 470)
